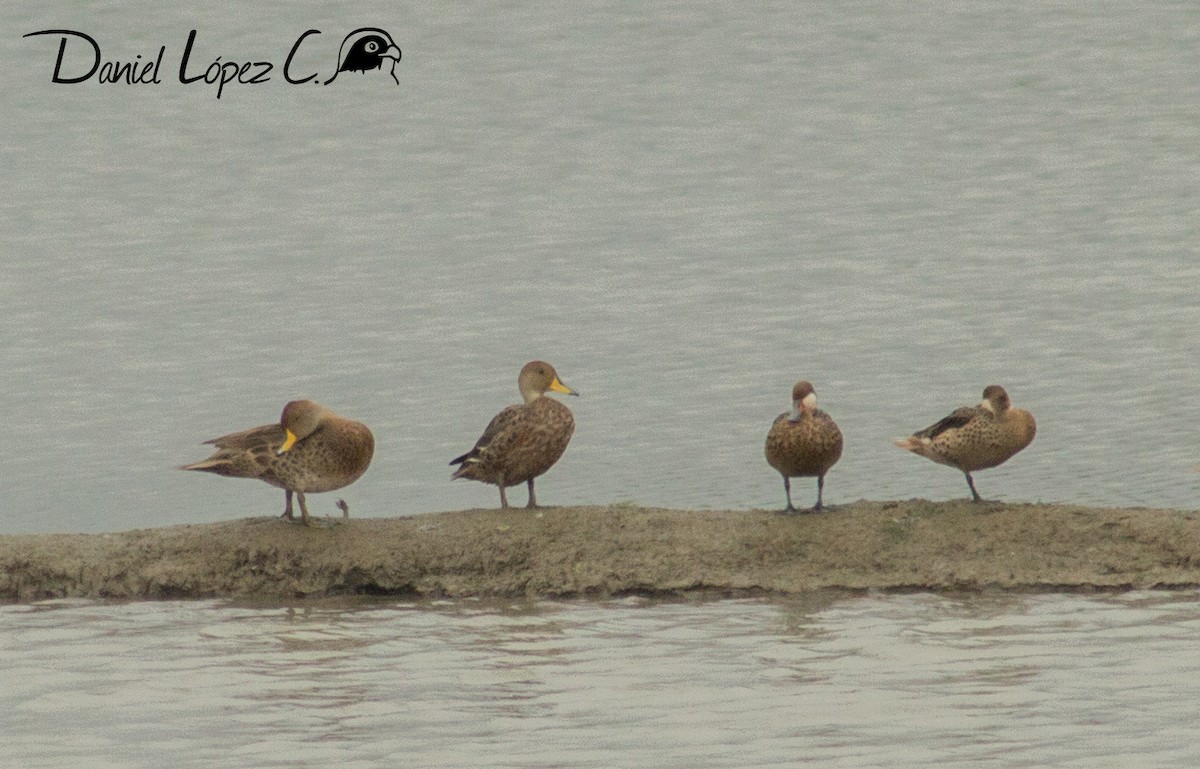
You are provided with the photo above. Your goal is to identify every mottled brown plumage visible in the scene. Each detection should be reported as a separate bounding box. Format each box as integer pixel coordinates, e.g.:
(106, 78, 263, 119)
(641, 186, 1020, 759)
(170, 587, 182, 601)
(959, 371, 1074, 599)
(179, 399, 375, 526)
(765, 380, 843, 512)
(894, 385, 1036, 502)
(450, 361, 578, 509)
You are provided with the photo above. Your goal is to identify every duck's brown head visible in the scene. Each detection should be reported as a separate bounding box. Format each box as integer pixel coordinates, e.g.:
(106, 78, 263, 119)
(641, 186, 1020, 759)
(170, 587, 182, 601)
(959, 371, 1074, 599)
(979, 385, 1011, 414)
(789, 380, 817, 419)
(277, 399, 331, 454)
(518, 361, 578, 403)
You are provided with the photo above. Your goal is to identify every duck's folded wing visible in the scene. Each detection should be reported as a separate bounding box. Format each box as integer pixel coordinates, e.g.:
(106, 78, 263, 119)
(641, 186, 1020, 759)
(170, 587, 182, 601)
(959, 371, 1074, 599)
(203, 423, 285, 450)
(913, 406, 981, 440)
(450, 405, 523, 465)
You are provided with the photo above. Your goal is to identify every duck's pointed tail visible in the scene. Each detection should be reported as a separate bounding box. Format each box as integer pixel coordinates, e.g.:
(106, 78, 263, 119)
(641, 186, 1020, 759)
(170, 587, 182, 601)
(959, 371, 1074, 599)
(178, 458, 233, 474)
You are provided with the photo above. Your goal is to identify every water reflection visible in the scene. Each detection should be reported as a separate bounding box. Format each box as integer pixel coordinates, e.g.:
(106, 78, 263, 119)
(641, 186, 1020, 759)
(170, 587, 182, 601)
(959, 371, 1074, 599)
(8, 592, 1200, 766)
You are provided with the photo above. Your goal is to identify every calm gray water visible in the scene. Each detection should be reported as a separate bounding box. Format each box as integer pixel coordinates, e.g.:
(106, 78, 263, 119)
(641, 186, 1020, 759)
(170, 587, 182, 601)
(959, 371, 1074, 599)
(3, 3, 1200, 766)
(4, 591, 1200, 768)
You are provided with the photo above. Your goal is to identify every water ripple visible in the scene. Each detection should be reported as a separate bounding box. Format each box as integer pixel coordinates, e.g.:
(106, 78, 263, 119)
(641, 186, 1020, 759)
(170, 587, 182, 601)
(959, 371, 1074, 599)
(3, 592, 1200, 767)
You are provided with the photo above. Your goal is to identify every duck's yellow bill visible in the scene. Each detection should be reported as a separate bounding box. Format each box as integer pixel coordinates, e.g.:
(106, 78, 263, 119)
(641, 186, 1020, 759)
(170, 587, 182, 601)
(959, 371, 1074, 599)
(277, 429, 298, 455)
(550, 377, 577, 396)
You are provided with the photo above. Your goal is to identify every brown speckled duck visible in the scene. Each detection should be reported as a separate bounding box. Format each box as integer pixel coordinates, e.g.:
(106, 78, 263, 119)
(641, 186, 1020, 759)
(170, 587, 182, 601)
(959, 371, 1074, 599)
(450, 360, 578, 509)
(894, 385, 1036, 502)
(765, 380, 844, 513)
(180, 399, 375, 526)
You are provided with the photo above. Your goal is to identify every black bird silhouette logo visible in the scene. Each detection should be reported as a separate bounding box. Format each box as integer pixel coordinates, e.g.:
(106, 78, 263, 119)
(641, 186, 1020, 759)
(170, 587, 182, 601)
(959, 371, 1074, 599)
(323, 27, 401, 85)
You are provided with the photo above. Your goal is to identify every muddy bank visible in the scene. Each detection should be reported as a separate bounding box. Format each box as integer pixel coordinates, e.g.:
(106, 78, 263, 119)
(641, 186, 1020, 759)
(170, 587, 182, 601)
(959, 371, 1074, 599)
(2, 501, 1199, 602)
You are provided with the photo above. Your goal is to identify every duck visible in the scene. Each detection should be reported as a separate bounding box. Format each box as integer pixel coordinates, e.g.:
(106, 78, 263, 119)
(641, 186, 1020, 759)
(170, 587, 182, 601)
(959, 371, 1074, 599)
(765, 380, 844, 512)
(894, 385, 1036, 502)
(179, 399, 375, 526)
(450, 361, 578, 509)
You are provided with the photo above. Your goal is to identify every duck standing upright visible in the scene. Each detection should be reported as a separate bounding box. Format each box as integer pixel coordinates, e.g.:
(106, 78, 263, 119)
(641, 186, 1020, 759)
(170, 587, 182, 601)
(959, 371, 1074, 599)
(894, 385, 1036, 502)
(180, 399, 375, 526)
(765, 380, 844, 512)
(451, 361, 578, 509)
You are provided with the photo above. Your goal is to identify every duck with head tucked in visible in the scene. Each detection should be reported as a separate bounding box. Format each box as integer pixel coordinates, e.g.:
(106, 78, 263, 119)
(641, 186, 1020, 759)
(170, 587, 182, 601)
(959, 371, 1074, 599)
(765, 380, 844, 513)
(179, 399, 374, 526)
(894, 384, 1036, 502)
(450, 361, 578, 509)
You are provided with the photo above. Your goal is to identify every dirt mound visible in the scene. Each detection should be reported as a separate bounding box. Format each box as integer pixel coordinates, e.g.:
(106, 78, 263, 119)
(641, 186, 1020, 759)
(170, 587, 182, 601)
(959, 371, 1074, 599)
(3, 501, 1199, 602)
